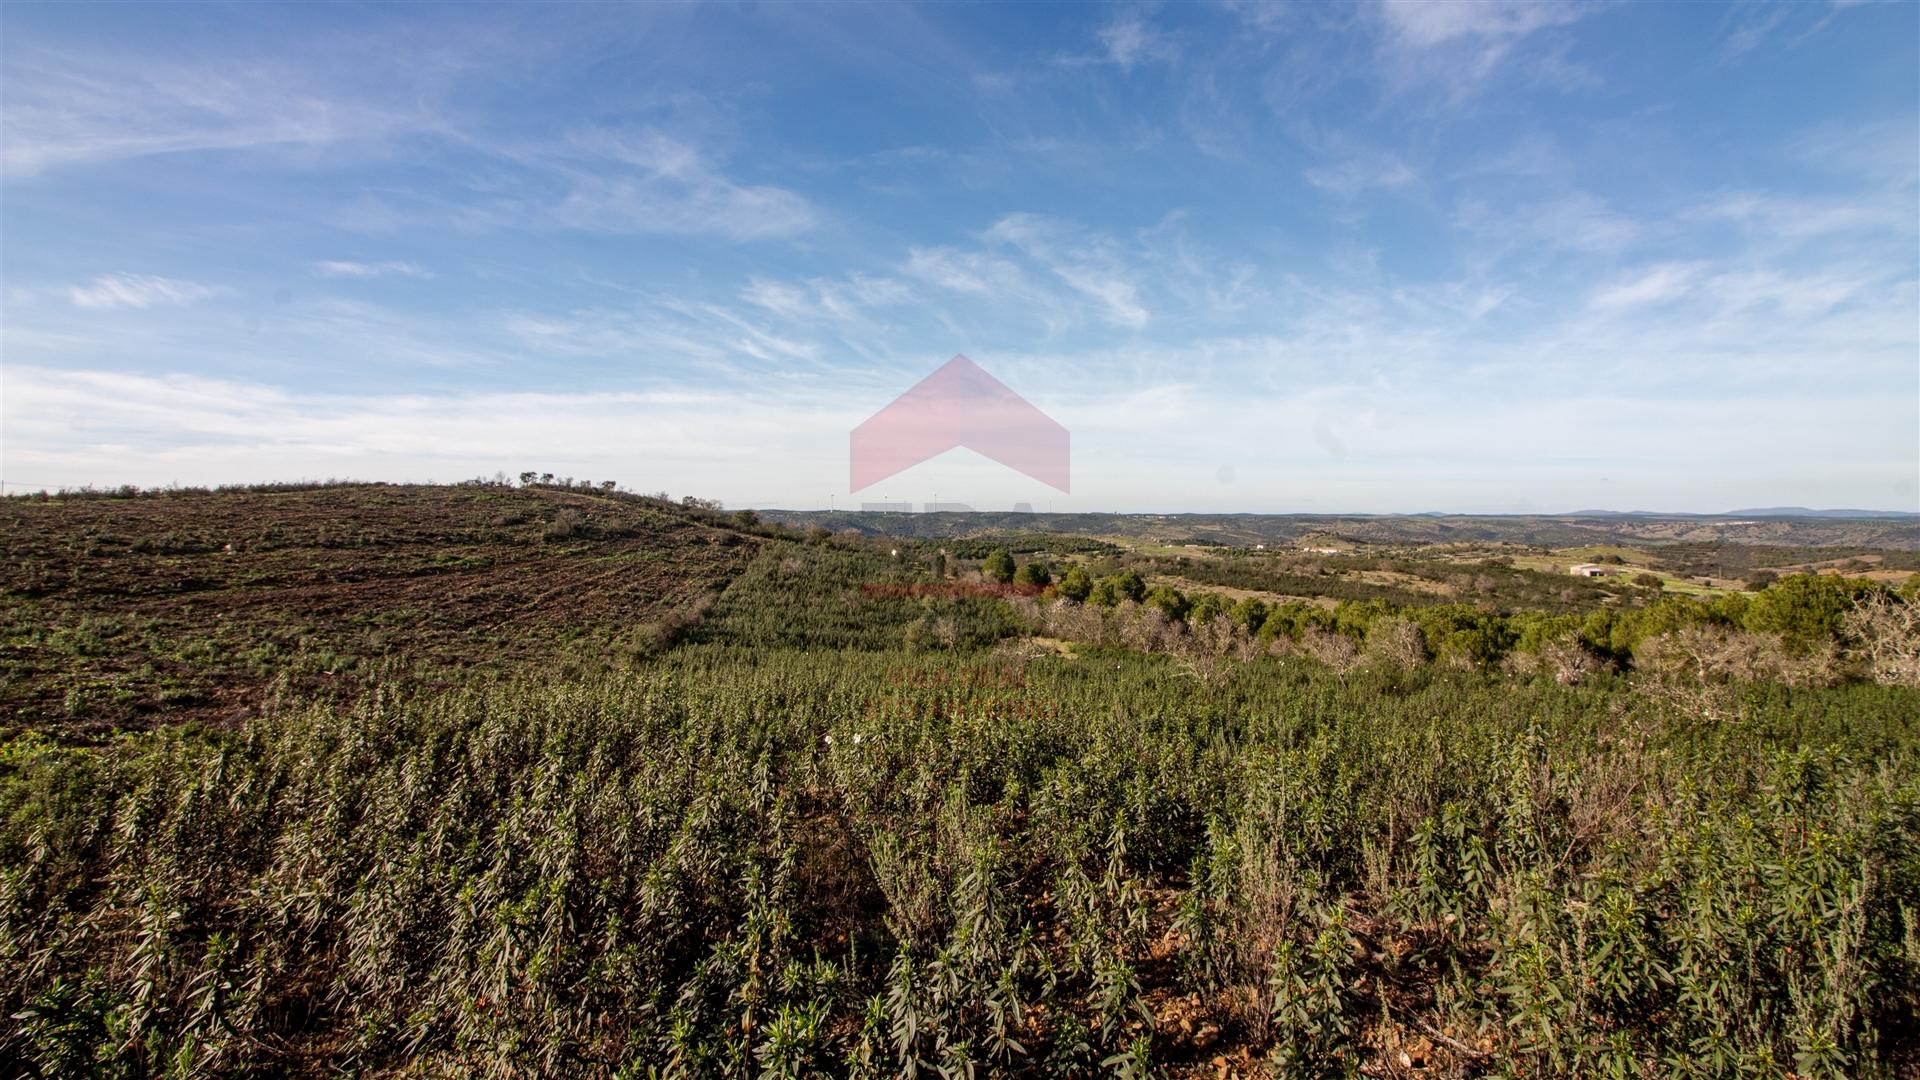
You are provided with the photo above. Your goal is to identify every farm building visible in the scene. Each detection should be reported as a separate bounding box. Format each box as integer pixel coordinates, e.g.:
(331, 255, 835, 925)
(1568, 563, 1612, 577)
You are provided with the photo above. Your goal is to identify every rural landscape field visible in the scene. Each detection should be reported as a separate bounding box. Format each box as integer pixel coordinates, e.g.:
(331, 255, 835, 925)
(3, 480, 1917, 1077)
(5, 2, 1917, 1077)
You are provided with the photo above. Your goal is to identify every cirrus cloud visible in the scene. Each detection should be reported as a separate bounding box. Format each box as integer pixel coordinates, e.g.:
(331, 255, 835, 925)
(68, 273, 227, 310)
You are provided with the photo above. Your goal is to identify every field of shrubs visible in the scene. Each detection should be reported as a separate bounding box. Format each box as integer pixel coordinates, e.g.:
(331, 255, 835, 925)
(3, 486, 1918, 1077)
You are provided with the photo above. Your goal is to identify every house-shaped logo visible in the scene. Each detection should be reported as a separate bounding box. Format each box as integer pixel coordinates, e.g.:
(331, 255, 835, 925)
(850, 355, 1069, 493)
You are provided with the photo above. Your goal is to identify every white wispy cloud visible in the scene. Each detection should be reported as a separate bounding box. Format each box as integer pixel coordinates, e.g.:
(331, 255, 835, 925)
(1718, 0, 1860, 61)
(1591, 259, 1876, 324)
(324, 126, 821, 242)
(1698, 268, 1873, 320)
(1096, 16, 1175, 70)
(1720, 3, 1793, 59)
(501, 311, 733, 368)
(1787, 117, 1920, 187)
(1590, 263, 1705, 310)
(1699, 190, 1916, 240)
(697, 304, 820, 363)
(1, 43, 818, 243)
(1055, 14, 1177, 71)
(0, 44, 435, 179)
(986, 213, 1150, 329)
(1458, 192, 1642, 256)
(1304, 141, 1419, 197)
(741, 273, 910, 322)
(15, 285, 514, 372)
(0, 364, 823, 488)
(740, 279, 814, 319)
(315, 260, 431, 279)
(1372, 0, 1601, 102)
(531, 128, 818, 240)
(902, 246, 1036, 298)
(1379, 0, 1586, 48)
(68, 274, 226, 310)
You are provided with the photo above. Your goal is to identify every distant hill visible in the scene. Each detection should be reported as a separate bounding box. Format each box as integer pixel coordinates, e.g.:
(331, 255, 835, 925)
(1562, 508, 1920, 520)
(1724, 507, 1920, 520)
(759, 508, 1920, 551)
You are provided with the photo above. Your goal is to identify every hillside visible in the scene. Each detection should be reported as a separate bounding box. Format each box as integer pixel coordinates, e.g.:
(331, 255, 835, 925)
(0, 483, 761, 736)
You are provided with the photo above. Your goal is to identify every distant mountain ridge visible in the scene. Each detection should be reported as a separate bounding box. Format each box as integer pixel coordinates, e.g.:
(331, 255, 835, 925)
(1722, 508, 1920, 520)
(1566, 508, 1920, 520)
(761, 507, 1920, 550)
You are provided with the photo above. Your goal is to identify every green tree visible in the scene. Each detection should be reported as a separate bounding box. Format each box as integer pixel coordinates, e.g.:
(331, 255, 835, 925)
(1707, 591, 1752, 626)
(1058, 564, 1094, 602)
(983, 549, 1016, 584)
(1331, 599, 1392, 640)
(1187, 591, 1229, 626)
(1509, 610, 1579, 654)
(1144, 585, 1189, 622)
(1014, 561, 1052, 589)
(1579, 608, 1624, 662)
(1102, 569, 1147, 604)
(1743, 573, 1878, 651)
(1228, 597, 1268, 636)
(1258, 601, 1320, 643)
(1612, 597, 1713, 656)
(1411, 604, 1515, 668)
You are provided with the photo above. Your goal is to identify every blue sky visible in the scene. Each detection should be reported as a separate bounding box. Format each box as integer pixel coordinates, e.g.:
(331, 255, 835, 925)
(2, 1, 1915, 512)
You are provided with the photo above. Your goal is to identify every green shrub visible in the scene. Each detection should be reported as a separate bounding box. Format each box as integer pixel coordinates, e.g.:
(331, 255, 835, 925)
(1058, 564, 1093, 602)
(983, 549, 1016, 584)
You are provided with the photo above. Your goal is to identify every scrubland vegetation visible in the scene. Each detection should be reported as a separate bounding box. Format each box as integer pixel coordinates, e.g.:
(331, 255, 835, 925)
(3, 484, 1918, 1077)
(1012, 557, 1918, 692)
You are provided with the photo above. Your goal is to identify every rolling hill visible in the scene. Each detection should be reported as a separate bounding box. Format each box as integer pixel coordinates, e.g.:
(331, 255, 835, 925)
(0, 483, 762, 735)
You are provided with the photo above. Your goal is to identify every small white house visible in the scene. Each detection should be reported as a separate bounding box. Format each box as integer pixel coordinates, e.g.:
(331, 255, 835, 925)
(1569, 563, 1610, 577)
